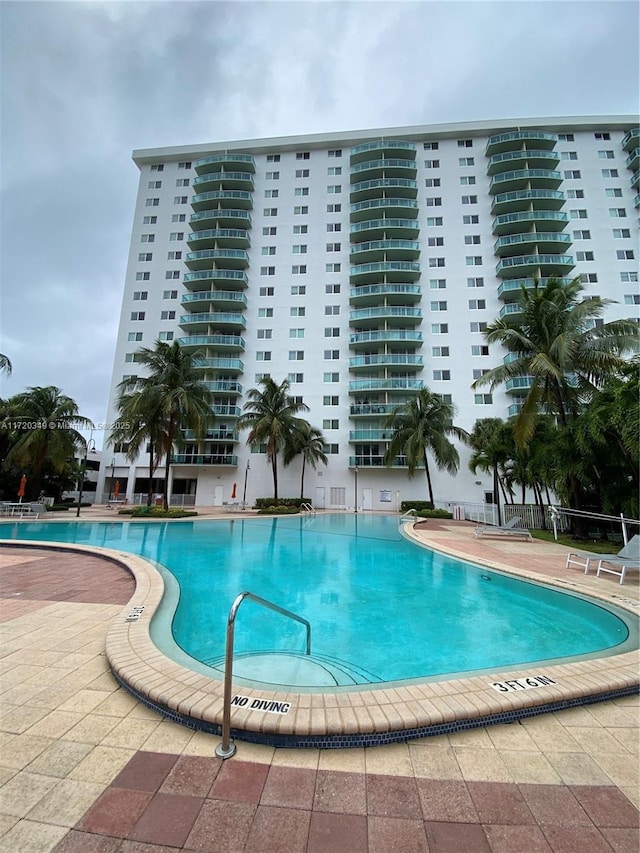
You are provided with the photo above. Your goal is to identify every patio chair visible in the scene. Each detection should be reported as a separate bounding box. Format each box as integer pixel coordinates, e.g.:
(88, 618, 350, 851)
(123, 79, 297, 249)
(595, 534, 640, 585)
(565, 549, 598, 574)
(21, 502, 47, 519)
(473, 516, 533, 541)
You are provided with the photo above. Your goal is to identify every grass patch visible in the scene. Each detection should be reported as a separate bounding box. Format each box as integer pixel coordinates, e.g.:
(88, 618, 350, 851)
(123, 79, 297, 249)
(531, 529, 620, 554)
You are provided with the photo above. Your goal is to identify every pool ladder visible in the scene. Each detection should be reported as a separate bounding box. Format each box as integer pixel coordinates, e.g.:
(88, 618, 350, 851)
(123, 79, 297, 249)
(301, 502, 316, 515)
(215, 591, 311, 760)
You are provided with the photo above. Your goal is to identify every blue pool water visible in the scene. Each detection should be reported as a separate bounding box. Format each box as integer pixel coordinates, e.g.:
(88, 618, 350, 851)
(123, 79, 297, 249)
(1, 515, 634, 688)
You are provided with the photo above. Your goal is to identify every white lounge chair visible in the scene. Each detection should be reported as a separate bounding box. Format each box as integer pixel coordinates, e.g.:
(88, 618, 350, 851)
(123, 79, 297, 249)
(595, 535, 640, 585)
(565, 550, 597, 574)
(473, 516, 533, 541)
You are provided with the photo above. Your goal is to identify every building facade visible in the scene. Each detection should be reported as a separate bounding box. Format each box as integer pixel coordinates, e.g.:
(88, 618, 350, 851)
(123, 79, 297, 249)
(99, 117, 639, 509)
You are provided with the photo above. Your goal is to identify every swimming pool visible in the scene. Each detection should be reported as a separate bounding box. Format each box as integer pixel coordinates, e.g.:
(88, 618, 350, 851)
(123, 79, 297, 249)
(0, 514, 634, 691)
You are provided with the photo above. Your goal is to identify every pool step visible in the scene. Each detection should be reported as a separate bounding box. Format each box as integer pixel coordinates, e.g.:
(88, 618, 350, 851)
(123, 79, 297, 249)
(202, 650, 382, 688)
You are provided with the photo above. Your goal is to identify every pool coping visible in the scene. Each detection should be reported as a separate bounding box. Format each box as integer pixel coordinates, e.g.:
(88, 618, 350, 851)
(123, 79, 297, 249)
(4, 526, 639, 749)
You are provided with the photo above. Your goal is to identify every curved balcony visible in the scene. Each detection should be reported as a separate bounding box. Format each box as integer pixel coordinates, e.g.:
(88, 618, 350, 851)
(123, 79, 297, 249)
(189, 209, 252, 230)
(349, 306, 422, 327)
(350, 158, 417, 180)
(497, 276, 573, 299)
(622, 127, 640, 151)
(211, 404, 243, 417)
(349, 261, 421, 283)
(183, 269, 248, 289)
(349, 378, 424, 393)
(350, 403, 397, 417)
(625, 148, 639, 171)
(178, 334, 245, 351)
(194, 153, 256, 175)
(498, 303, 524, 319)
(487, 149, 560, 174)
(492, 210, 568, 235)
(191, 190, 252, 211)
(491, 189, 565, 214)
(181, 291, 247, 310)
(349, 354, 423, 371)
(349, 240, 420, 262)
(349, 330, 422, 348)
(350, 178, 418, 201)
(350, 218, 420, 241)
(505, 376, 533, 393)
(350, 283, 421, 305)
(489, 169, 562, 194)
(486, 130, 558, 156)
(202, 381, 243, 395)
(494, 232, 572, 257)
(496, 254, 574, 277)
(185, 249, 249, 270)
(350, 197, 418, 222)
(178, 312, 246, 331)
(193, 357, 243, 373)
(350, 140, 416, 164)
(187, 228, 250, 249)
(173, 454, 239, 466)
(632, 170, 639, 190)
(349, 430, 393, 441)
(192, 172, 254, 192)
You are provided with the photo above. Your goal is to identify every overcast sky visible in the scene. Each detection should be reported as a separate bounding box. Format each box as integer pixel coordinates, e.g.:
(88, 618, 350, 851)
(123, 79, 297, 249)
(1, 0, 638, 448)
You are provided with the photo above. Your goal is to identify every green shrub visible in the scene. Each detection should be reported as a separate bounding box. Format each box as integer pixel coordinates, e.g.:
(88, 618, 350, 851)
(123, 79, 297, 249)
(254, 497, 309, 509)
(49, 504, 70, 511)
(256, 504, 300, 515)
(400, 500, 434, 512)
(124, 505, 198, 519)
(416, 508, 453, 519)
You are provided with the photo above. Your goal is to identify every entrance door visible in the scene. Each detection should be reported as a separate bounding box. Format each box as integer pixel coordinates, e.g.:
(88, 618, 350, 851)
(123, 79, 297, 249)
(362, 488, 373, 510)
(315, 486, 325, 509)
(213, 484, 224, 506)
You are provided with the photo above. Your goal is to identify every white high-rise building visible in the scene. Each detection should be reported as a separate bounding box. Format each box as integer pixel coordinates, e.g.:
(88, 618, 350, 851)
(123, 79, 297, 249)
(100, 117, 639, 509)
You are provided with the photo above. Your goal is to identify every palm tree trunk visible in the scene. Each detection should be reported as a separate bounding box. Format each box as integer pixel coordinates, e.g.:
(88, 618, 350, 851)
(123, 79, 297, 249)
(300, 457, 306, 501)
(423, 451, 434, 506)
(163, 415, 177, 511)
(272, 454, 278, 503)
(147, 440, 154, 507)
(493, 464, 502, 526)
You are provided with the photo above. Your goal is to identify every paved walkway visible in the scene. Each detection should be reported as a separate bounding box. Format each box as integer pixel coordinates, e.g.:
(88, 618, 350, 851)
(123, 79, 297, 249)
(0, 514, 638, 852)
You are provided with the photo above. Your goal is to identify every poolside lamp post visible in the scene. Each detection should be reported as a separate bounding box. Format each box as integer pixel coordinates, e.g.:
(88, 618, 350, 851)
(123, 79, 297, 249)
(76, 438, 97, 518)
(108, 457, 116, 501)
(242, 459, 250, 511)
(354, 464, 359, 514)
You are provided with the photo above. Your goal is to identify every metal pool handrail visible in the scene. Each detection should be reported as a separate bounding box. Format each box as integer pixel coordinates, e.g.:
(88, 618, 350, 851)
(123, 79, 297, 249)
(215, 591, 312, 759)
(301, 502, 316, 515)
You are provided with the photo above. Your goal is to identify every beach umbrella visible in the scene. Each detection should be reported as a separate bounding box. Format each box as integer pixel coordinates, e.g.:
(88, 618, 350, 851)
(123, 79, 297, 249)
(17, 474, 27, 503)
(114, 480, 120, 499)
(231, 483, 237, 499)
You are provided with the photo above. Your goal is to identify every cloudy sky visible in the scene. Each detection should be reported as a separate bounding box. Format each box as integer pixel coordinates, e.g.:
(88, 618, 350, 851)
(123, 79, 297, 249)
(1, 0, 638, 447)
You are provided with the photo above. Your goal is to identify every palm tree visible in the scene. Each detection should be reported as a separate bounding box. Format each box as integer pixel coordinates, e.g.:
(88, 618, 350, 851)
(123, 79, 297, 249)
(467, 418, 513, 525)
(0, 354, 11, 376)
(383, 387, 468, 506)
(472, 276, 639, 449)
(236, 377, 309, 502)
(123, 341, 214, 510)
(4, 386, 92, 499)
(284, 421, 327, 500)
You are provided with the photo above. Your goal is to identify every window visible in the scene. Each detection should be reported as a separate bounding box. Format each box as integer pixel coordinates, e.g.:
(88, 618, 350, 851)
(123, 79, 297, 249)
(459, 157, 475, 166)
(429, 278, 446, 289)
(609, 208, 627, 217)
(424, 159, 440, 168)
(262, 226, 277, 236)
(431, 323, 448, 333)
(324, 327, 340, 337)
(290, 306, 306, 316)
(288, 373, 304, 383)
(259, 286, 274, 296)
(328, 149, 342, 157)
(178, 161, 191, 169)
(260, 266, 275, 276)
(293, 224, 308, 234)
(325, 284, 341, 293)
(474, 393, 493, 404)
(457, 139, 473, 147)
(130, 311, 145, 321)
(138, 253, 153, 261)
(135, 272, 150, 281)
(624, 294, 640, 305)
(426, 197, 442, 206)
(605, 187, 623, 197)
(326, 243, 341, 252)
(295, 169, 309, 178)
(160, 310, 175, 320)
(564, 170, 581, 179)
(158, 331, 174, 341)
(323, 395, 339, 405)
(428, 257, 445, 267)
(124, 353, 140, 363)
(173, 196, 188, 204)
(265, 171, 280, 180)
(620, 272, 638, 282)
(176, 178, 190, 187)
(471, 345, 489, 356)
(324, 350, 340, 360)
(617, 250, 635, 260)
(291, 285, 306, 295)
(426, 216, 443, 226)
(581, 273, 598, 283)
(167, 251, 181, 260)
(427, 236, 444, 247)
(468, 299, 486, 309)
(133, 291, 148, 300)
(326, 203, 341, 213)
(560, 151, 578, 160)
(163, 290, 178, 299)
(145, 198, 159, 207)
(464, 235, 481, 244)
(128, 332, 143, 342)
(169, 232, 184, 241)
(473, 369, 489, 379)
(323, 419, 339, 429)
(324, 444, 339, 455)
(150, 164, 164, 172)
(470, 321, 487, 332)
(257, 329, 273, 339)
(462, 195, 478, 204)
(558, 133, 574, 141)
(576, 251, 595, 261)
(573, 230, 591, 239)
(294, 206, 308, 215)
(570, 209, 588, 218)
(261, 246, 276, 255)
(323, 372, 339, 382)
(460, 175, 476, 185)
(326, 222, 341, 232)
(433, 370, 451, 380)
(142, 216, 157, 224)
(256, 351, 272, 361)
(601, 168, 619, 178)
(327, 166, 342, 175)
(292, 264, 307, 274)
(567, 189, 585, 198)
(598, 149, 615, 159)
(466, 256, 482, 266)
(172, 213, 186, 222)
(325, 305, 340, 315)
(296, 151, 310, 160)
(148, 180, 162, 189)
(432, 346, 450, 357)
(430, 300, 447, 311)
(613, 228, 631, 238)
(327, 184, 342, 193)
(425, 178, 441, 187)
(263, 207, 278, 216)
(258, 307, 274, 317)
(463, 214, 479, 224)
(264, 189, 279, 198)
(292, 244, 307, 254)
(289, 328, 304, 338)
(267, 154, 280, 162)
(423, 141, 439, 149)
(595, 132, 611, 140)
(467, 277, 484, 288)
(325, 263, 341, 272)
(294, 187, 309, 196)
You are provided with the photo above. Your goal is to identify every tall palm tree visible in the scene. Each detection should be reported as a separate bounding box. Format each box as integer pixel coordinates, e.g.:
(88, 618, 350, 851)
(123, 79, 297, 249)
(236, 377, 309, 502)
(123, 341, 214, 510)
(0, 354, 11, 376)
(472, 276, 639, 448)
(284, 421, 328, 500)
(467, 418, 513, 525)
(383, 387, 468, 506)
(4, 386, 92, 499)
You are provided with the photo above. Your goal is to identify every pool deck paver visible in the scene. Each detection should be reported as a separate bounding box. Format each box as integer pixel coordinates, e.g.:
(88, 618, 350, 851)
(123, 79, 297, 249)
(0, 509, 638, 851)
